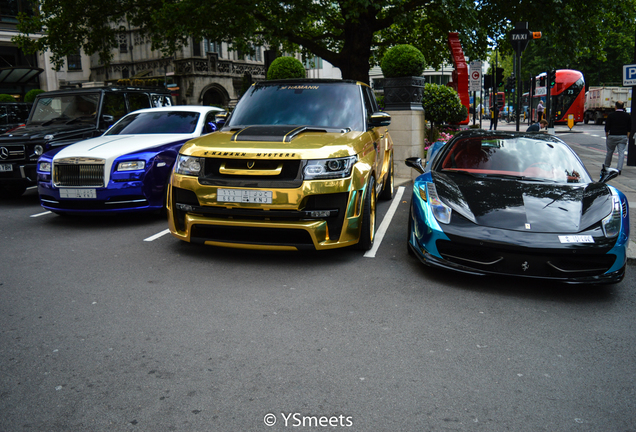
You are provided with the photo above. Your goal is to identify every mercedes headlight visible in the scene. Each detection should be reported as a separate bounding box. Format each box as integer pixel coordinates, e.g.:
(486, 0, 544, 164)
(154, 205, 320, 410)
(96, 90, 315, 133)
(175, 155, 202, 176)
(304, 156, 357, 180)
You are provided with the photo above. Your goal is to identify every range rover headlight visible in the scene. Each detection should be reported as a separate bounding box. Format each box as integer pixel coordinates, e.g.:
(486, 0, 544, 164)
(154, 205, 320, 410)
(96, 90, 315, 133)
(117, 161, 145, 171)
(304, 155, 357, 180)
(175, 155, 202, 176)
(601, 194, 622, 238)
(39, 161, 51, 173)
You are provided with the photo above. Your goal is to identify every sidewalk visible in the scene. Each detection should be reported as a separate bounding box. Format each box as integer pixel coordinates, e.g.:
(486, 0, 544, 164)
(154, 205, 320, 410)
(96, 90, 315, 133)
(398, 122, 636, 264)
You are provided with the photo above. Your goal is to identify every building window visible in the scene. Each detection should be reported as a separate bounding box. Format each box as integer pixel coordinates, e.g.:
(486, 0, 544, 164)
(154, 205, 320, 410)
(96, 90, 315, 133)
(0, 0, 33, 23)
(118, 32, 128, 54)
(67, 51, 82, 71)
(204, 40, 222, 58)
(192, 38, 201, 57)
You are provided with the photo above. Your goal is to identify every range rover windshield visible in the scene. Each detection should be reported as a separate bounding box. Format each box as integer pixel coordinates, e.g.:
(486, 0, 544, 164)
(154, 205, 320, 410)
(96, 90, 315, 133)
(29, 94, 100, 126)
(227, 83, 365, 132)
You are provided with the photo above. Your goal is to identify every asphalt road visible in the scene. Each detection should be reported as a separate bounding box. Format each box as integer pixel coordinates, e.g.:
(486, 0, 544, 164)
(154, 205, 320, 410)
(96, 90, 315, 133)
(1, 150, 636, 431)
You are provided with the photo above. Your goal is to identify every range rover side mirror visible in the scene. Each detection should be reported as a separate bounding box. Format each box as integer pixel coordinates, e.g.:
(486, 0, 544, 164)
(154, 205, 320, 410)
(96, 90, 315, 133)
(369, 111, 391, 127)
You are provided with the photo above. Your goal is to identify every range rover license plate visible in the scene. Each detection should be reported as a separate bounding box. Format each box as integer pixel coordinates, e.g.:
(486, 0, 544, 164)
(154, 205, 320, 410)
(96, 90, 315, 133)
(0, 163, 13, 172)
(60, 188, 97, 199)
(217, 188, 272, 204)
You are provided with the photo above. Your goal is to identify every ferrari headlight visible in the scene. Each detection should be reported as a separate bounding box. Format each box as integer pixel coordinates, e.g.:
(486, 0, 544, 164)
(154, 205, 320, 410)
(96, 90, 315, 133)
(601, 195, 622, 238)
(304, 156, 357, 180)
(426, 182, 452, 224)
(117, 161, 145, 171)
(39, 161, 51, 173)
(175, 155, 202, 176)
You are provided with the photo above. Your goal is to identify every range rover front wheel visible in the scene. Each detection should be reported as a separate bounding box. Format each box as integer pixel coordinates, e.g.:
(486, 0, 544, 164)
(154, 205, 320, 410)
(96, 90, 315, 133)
(356, 176, 376, 251)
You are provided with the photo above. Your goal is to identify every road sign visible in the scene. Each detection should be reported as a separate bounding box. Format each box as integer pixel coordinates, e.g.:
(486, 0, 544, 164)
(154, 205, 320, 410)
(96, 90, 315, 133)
(469, 61, 482, 92)
(623, 64, 636, 86)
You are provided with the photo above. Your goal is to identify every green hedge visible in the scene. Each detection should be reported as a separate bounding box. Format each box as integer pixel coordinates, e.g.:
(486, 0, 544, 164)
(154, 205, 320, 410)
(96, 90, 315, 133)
(266, 56, 306, 80)
(25, 89, 45, 103)
(381, 45, 426, 78)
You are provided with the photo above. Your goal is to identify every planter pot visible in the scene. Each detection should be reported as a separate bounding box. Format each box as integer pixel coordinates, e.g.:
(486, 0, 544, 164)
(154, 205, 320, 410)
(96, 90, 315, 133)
(383, 76, 425, 111)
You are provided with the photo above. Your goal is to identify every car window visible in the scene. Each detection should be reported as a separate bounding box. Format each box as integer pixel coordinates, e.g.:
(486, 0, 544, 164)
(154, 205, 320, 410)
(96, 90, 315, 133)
(102, 93, 127, 122)
(105, 111, 201, 135)
(227, 83, 365, 131)
(31, 94, 100, 124)
(127, 93, 152, 111)
(439, 137, 591, 183)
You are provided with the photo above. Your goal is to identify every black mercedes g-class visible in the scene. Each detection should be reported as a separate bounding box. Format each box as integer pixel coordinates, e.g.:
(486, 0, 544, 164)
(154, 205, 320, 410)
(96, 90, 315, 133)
(0, 87, 172, 198)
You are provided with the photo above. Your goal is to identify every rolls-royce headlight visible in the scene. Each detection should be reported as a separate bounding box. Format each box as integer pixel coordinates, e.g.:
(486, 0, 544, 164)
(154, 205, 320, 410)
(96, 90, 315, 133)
(602, 195, 621, 238)
(175, 155, 202, 176)
(39, 161, 51, 173)
(117, 161, 145, 171)
(304, 156, 357, 180)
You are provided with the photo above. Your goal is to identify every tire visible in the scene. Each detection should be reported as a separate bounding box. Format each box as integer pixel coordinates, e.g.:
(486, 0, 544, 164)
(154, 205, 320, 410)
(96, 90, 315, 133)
(356, 176, 376, 251)
(378, 152, 394, 201)
(0, 184, 26, 198)
(407, 206, 415, 256)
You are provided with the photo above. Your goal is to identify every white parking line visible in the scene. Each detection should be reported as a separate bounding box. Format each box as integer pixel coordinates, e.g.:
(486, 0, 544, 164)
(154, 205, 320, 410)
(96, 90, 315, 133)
(364, 186, 405, 258)
(30, 211, 52, 218)
(144, 228, 171, 242)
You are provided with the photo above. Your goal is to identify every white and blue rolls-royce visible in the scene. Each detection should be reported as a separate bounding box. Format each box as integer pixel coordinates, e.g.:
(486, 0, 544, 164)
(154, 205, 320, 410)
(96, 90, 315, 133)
(37, 105, 224, 214)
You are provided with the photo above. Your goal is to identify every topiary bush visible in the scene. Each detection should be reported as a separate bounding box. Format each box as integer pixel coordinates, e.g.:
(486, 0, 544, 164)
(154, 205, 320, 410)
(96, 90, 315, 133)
(381, 44, 426, 78)
(422, 83, 468, 142)
(24, 89, 45, 103)
(266, 56, 306, 80)
(0, 94, 16, 102)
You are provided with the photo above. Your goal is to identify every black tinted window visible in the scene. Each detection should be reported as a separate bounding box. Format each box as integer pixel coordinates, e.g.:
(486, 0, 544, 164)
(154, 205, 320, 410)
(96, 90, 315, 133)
(228, 83, 364, 131)
(127, 93, 151, 111)
(105, 111, 200, 135)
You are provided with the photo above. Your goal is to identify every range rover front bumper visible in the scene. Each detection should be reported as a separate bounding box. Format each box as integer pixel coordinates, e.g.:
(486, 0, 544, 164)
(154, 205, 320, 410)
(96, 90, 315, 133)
(167, 172, 370, 251)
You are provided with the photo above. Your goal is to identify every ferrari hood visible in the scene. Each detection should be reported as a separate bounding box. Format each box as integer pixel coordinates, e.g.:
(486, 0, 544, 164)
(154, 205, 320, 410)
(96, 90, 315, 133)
(433, 172, 613, 233)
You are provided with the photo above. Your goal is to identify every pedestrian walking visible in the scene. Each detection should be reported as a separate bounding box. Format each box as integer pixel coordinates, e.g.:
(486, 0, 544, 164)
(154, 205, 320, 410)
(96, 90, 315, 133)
(603, 100, 631, 175)
(537, 100, 544, 121)
(489, 104, 499, 130)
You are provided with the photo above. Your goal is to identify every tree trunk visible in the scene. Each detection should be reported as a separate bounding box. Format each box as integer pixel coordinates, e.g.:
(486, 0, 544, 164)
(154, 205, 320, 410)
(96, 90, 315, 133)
(327, 15, 376, 83)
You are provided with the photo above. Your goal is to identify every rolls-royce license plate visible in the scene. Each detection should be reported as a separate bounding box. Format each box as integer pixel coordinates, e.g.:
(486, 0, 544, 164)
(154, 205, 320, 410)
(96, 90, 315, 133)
(217, 188, 272, 204)
(60, 188, 97, 199)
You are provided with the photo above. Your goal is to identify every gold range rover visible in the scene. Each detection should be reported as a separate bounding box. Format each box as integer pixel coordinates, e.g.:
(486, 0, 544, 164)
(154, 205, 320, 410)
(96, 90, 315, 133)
(167, 79, 394, 251)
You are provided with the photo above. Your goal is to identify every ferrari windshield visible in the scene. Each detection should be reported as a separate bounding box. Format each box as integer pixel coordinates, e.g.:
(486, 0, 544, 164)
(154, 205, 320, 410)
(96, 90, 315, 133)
(226, 83, 365, 131)
(437, 136, 592, 183)
(105, 111, 200, 135)
(29, 94, 99, 125)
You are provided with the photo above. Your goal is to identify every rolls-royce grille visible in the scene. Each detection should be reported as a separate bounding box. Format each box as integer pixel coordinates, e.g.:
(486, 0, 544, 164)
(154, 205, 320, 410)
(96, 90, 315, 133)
(54, 164, 104, 187)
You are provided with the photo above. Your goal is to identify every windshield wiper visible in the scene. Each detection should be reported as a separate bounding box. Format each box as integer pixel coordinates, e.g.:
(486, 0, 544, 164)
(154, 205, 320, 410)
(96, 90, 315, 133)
(40, 116, 70, 126)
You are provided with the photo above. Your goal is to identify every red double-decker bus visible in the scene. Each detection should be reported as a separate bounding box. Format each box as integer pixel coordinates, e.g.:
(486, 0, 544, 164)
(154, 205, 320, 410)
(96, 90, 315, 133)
(529, 69, 585, 124)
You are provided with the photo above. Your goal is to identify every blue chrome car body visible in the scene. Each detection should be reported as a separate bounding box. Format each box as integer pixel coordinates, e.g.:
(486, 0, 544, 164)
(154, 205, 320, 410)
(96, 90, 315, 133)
(406, 130, 629, 284)
(37, 106, 224, 214)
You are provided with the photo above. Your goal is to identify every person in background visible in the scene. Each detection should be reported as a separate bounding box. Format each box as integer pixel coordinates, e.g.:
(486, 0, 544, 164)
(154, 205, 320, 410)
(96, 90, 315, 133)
(489, 104, 500, 130)
(603, 100, 631, 175)
(526, 119, 548, 132)
(537, 100, 544, 121)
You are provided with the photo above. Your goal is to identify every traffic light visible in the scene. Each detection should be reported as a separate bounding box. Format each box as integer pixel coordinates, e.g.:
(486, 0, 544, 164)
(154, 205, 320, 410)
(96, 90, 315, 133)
(509, 75, 516, 90)
(539, 75, 546, 87)
(549, 69, 557, 87)
(484, 74, 493, 89)
(496, 67, 504, 88)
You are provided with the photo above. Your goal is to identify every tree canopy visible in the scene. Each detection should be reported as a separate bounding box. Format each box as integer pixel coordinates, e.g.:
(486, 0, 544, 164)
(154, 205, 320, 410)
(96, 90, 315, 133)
(13, 0, 636, 84)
